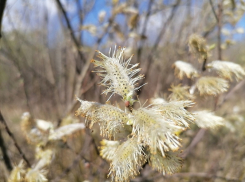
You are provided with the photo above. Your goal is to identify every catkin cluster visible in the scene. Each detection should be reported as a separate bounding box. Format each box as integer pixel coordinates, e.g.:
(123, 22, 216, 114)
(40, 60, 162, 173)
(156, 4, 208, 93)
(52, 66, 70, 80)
(76, 45, 242, 181)
(9, 37, 245, 181)
(8, 113, 85, 182)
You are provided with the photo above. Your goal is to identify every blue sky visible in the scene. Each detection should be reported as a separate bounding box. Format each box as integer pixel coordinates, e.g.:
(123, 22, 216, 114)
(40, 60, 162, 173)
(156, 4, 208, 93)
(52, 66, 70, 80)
(3, 0, 245, 46)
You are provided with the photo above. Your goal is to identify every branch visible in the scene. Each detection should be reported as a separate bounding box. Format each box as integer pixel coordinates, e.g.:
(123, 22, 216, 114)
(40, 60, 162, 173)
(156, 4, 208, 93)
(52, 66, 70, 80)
(80, 77, 99, 95)
(217, 2, 223, 60)
(218, 79, 245, 107)
(137, 0, 180, 96)
(164, 172, 241, 182)
(0, 0, 7, 39)
(0, 129, 12, 171)
(209, 0, 219, 22)
(65, 16, 115, 117)
(0, 111, 31, 167)
(181, 128, 207, 158)
(136, 0, 154, 63)
(55, 0, 86, 73)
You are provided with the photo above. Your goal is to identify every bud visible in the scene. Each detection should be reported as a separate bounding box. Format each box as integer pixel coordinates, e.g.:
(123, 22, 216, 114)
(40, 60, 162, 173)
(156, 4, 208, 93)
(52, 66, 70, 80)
(169, 84, 195, 101)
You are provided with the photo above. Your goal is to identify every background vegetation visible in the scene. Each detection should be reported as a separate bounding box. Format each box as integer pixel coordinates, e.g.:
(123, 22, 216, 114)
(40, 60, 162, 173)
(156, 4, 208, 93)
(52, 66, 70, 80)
(1, 0, 245, 181)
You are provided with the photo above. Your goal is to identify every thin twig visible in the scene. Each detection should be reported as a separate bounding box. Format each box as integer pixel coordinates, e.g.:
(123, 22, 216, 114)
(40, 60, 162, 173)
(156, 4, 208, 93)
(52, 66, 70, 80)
(85, 129, 100, 156)
(81, 77, 99, 95)
(55, 0, 86, 73)
(0, 111, 31, 167)
(181, 128, 206, 158)
(209, 0, 219, 22)
(137, 0, 180, 96)
(217, 2, 223, 60)
(136, 0, 154, 63)
(66, 16, 115, 116)
(163, 172, 241, 182)
(218, 79, 245, 107)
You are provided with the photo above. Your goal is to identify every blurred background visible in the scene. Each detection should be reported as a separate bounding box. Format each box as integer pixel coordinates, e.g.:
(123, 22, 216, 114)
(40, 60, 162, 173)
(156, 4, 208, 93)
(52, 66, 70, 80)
(1, 0, 245, 181)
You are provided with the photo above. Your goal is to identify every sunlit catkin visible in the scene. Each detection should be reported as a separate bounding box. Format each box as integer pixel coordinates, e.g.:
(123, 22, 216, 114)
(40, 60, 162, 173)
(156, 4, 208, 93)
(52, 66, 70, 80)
(194, 110, 224, 129)
(173, 60, 199, 79)
(207, 60, 245, 81)
(196, 76, 229, 96)
(108, 137, 146, 182)
(169, 84, 195, 101)
(151, 100, 195, 127)
(132, 108, 183, 157)
(25, 169, 48, 182)
(76, 98, 130, 139)
(149, 150, 183, 175)
(91, 47, 144, 103)
(100, 139, 120, 161)
(8, 160, 26, 182)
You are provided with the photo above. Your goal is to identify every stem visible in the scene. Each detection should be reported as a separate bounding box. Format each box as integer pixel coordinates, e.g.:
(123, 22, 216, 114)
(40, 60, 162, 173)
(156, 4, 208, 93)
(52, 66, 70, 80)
(202, 58, 207, 71)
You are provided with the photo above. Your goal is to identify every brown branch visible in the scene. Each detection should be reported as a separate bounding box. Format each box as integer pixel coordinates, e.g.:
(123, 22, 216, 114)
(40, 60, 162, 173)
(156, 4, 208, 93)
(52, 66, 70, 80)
(150, 0, 180, 54)
(218, 79, 245, 107)
(0, 0, 7, 38)
(136, 0, 154, 63)
(181, 128, 207, 158)
(217, 2, 223, 60)
(55, 0, 86, 73)
(137, 0, 180, 96)
(135, 171, 241, 182)
(209, 0, 219, 22)
(0, 111, 31, 167)
(0, 129, 13, 171)
(163, 172, 241, 182)
(76, 0, 84, 45)
(66, 15, 115, 117)
(81, 77, 99, 95)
